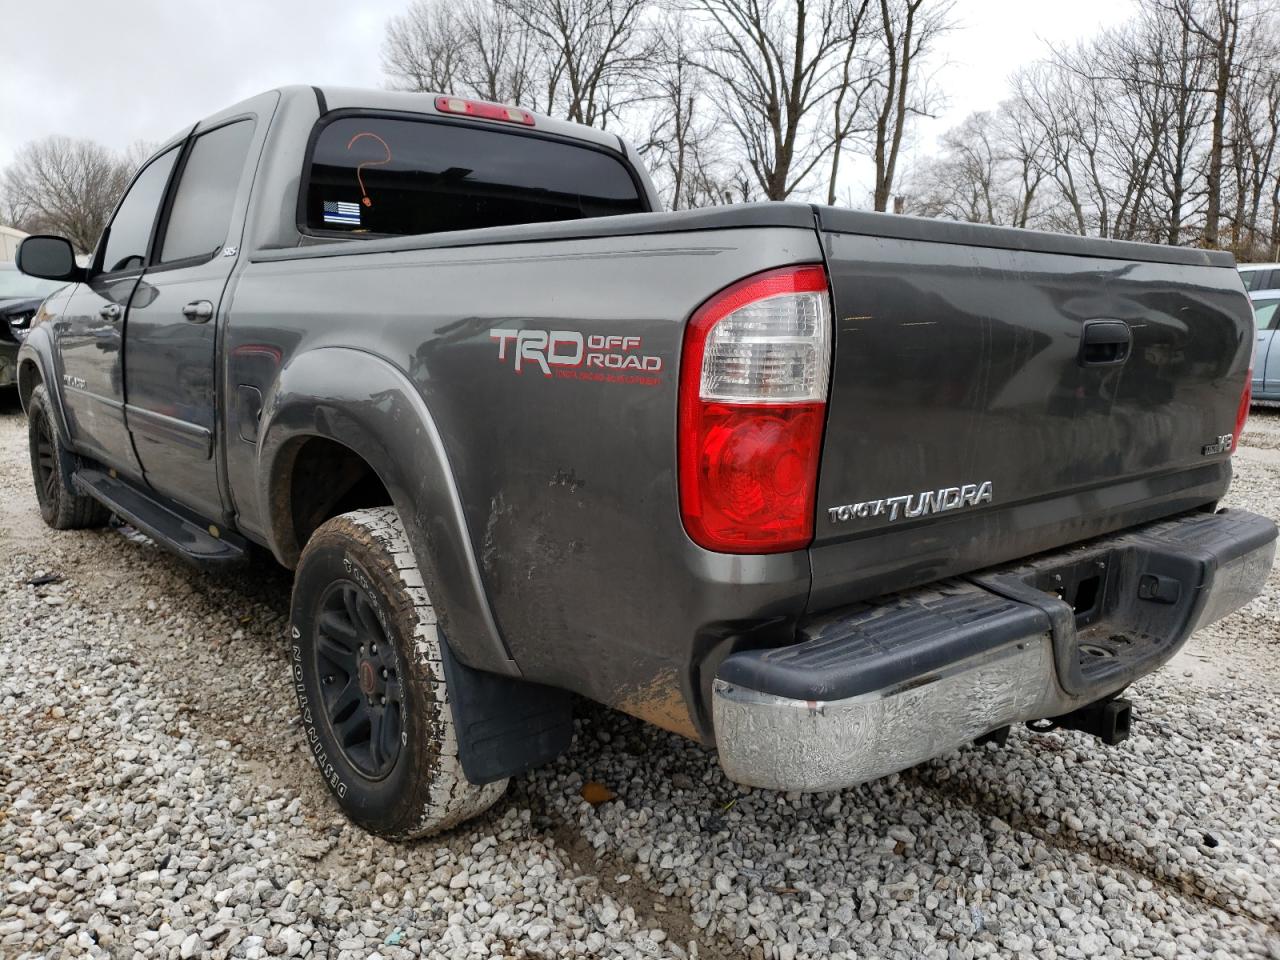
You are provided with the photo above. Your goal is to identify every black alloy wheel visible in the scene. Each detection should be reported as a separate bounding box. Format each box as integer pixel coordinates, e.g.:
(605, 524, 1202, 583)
(314, 580, 404, 779)
(33, 410, 58, 506)
(25, 384, 109, 530)
(290, 507, 507, 839)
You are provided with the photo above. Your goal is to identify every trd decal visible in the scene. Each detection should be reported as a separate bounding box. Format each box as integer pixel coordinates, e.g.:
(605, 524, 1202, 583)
(490, 328, 664, 386)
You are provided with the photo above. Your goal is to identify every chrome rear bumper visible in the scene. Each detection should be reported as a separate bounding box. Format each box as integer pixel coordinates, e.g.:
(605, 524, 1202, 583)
(713, 509, 1276, 792)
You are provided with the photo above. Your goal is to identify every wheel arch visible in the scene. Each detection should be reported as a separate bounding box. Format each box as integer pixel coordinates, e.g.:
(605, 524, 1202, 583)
(17, 335, 67, 434)
(257, 346, 518, 677)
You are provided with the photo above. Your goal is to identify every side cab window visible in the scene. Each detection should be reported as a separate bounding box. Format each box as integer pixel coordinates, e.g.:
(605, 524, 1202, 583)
(157, 120, 256, 265)
(96, 147, 181, 275)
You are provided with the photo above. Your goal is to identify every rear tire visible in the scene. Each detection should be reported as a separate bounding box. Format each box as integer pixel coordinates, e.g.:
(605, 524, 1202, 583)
(26, 384, 109, 530)
(289, 506, 506, 839)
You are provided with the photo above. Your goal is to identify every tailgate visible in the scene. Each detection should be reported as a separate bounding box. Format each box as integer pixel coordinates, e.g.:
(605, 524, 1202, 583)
(809, 209, 1253, 609)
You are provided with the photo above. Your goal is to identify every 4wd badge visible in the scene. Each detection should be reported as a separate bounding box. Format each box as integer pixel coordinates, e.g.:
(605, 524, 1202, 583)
(1202, 434, 1233, 456)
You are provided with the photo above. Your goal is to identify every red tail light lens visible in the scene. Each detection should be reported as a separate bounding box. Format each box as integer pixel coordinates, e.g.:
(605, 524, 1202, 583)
(1232, 372, 1251, 453)
(435, 96, 535, 126)
(1232, 330, 1256, 454)
(678, 265, 832, 553)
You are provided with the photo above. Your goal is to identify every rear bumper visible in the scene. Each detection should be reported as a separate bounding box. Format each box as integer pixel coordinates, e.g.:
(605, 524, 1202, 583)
(713, 508, 1276, 792)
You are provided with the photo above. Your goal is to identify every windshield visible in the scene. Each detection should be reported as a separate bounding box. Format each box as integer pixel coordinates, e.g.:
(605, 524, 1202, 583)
(0, 267, 66, 300)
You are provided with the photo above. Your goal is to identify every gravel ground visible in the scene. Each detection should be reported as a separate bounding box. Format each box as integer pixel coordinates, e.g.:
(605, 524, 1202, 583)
(1, 391, 1278, 960)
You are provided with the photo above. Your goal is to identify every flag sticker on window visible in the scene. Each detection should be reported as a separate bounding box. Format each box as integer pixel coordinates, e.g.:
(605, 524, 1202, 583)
(323, 200, 361, 225)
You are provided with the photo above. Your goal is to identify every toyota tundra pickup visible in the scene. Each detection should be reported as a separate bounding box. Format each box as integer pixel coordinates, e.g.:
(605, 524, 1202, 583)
(15, 86, 1276, 839)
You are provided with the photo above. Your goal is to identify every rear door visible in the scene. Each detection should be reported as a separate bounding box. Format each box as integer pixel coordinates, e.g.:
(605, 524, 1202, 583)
(55, 145, 181, 476)
(124, 100, 270, 522)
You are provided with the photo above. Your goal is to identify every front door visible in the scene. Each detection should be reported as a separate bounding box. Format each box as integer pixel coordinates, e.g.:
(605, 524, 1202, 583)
(56, 146, 180, 477)
(124, 117, 258, 522)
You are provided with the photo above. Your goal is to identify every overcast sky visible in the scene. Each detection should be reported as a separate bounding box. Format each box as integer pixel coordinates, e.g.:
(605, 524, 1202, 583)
(3, 0, 1134, 205)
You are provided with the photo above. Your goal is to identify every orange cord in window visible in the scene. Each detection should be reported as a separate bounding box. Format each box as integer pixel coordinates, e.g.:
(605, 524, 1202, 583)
(347, 132, 392, 208)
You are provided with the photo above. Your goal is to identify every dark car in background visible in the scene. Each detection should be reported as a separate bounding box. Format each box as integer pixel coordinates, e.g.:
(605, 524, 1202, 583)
(0, 263, 66, 389)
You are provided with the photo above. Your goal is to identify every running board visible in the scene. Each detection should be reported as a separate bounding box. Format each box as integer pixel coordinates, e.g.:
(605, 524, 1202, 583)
(73, 468, 247, 569)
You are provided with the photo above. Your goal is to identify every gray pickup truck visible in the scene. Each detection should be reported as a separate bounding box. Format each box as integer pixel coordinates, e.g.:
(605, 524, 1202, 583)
(15, 86, 1276, 839)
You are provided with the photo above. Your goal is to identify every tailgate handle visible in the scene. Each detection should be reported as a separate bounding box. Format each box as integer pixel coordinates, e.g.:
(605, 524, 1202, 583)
(1079, 319, 1132, 366)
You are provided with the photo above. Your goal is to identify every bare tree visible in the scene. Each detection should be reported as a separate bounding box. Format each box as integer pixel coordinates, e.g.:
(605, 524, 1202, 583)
(905, 108, 1048, 227)
(1047, 18, 1196, 242)
(867, 0, 953, 212)
(1010, 63, 1093, 235)
(1156, 0, 1243, 248)
(496, 0, 653, 128)
(1137, 2, 1213, 244)
(637, 16, 735, 208)
(825, 0, 876, 205)
(906, 112, 1001, 223)
(383, 0, 468, 94)
(1, 136, 133, 254)
(691, 0, 859, 201)
(384, 0, 539, 106)
(457, 0, 539, 105)
(1224, 14, 1279, 256)
(995, 98, 1049, 229)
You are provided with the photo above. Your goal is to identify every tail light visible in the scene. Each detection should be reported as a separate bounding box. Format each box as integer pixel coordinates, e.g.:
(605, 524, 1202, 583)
(1232, 373, 1251, 453)
(435, 96, 535, 126)
(678, 264, 832, 553)
(1232, 332, 1256, 453)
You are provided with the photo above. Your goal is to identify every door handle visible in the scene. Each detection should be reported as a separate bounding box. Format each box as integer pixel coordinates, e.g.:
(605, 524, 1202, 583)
(1079, 319, 1132, 366)
(99, 303, 122, 321)
(182, 300, 214, 323)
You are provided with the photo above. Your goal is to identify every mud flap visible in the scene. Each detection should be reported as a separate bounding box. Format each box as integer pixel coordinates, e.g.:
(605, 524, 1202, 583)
(440, 639, 575, 785)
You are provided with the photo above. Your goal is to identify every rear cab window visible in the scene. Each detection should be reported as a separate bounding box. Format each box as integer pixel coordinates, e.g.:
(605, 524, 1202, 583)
(301, 115, 647, 238)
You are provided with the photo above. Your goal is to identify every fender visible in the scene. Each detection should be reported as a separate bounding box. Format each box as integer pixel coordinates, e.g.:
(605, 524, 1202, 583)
(17, 330, 70, 438)
(16, 332, 80, 492)
(256, 346, 518, 677)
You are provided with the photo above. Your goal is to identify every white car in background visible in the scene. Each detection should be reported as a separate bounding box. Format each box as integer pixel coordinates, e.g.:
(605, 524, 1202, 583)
(1240, 262, 1280, 291)
(1, 225, 28, 261)
(1253, 289, 1280, 403)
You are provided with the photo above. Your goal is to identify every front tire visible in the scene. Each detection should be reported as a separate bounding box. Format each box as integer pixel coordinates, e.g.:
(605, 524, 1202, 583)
(26, 384, 109, 530)
(290, 506, 506, 839)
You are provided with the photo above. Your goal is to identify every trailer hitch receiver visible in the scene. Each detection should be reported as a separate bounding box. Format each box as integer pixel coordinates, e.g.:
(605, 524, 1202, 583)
(1030, 697, 1132, 746)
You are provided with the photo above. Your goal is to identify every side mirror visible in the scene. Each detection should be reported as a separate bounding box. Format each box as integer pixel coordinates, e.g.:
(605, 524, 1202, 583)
(16, 235, 83, 283)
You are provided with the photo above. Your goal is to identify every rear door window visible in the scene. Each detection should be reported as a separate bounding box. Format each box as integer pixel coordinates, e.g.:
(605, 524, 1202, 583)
(159, 120, 256, 264)
(303, 115, 646, 237)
